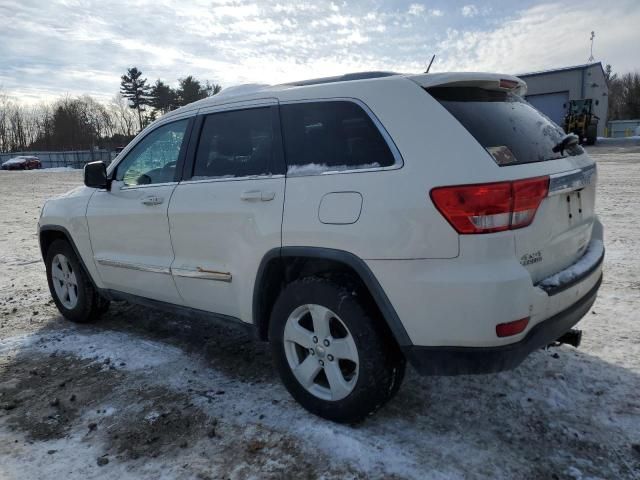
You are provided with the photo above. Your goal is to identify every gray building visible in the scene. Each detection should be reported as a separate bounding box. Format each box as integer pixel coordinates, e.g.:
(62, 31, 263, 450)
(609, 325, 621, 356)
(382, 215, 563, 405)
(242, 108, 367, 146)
(518, 62, 609, 137)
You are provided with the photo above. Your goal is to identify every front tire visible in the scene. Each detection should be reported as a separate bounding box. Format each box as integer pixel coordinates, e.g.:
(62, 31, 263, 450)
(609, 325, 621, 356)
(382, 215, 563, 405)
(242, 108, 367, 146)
(269, 276, 405, 423)
(45, 239, 109, 323)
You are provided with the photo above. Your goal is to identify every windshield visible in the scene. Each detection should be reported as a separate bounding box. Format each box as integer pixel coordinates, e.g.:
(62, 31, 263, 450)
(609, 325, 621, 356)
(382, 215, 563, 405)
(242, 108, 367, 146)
(568, 99, 592, 115)
(428, 87, 583, 166)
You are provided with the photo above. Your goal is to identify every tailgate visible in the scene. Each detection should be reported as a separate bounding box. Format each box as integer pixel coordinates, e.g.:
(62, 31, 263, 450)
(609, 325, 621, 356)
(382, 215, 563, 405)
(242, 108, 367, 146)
(423, 77, 601, 283)
(515, 163, 598, 282)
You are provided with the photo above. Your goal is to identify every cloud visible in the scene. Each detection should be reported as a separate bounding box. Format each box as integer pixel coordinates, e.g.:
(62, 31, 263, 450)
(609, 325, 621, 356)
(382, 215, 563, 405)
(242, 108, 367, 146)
(407, 4, 425, 16)
(0, 0, 638, 104)
(435, 1, 640, 75)
(408, 4, 444, 18)
(461, 5, 479, 17)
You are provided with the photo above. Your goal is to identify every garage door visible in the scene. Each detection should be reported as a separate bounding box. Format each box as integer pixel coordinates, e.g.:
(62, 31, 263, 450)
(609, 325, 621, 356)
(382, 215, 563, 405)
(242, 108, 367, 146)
(525, 91, 569, 126)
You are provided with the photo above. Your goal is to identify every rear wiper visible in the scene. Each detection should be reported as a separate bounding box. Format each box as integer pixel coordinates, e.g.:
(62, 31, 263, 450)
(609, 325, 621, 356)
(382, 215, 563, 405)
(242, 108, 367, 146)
(552, 134, 579, 155)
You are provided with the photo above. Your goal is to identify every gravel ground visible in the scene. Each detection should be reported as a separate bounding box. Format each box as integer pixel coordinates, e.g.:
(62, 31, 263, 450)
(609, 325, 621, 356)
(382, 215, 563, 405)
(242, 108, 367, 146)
(0, 146, 639, 479)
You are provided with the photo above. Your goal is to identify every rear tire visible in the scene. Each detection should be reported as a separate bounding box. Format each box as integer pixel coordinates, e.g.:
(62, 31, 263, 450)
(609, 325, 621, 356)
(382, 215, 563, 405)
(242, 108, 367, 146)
(269, 276, 405, 423)
(45, 239, 109, 323)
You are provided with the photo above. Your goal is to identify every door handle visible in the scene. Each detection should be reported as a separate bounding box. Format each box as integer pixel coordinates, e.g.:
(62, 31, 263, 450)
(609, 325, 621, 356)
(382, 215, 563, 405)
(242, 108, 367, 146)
(260, 191, 276, 201)
(240, 190, 276, 202)
(141, 195, 163, 206)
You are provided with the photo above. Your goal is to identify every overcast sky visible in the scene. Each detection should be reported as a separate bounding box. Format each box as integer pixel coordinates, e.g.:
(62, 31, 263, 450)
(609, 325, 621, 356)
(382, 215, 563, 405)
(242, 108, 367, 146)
(1, 0, 639, 104)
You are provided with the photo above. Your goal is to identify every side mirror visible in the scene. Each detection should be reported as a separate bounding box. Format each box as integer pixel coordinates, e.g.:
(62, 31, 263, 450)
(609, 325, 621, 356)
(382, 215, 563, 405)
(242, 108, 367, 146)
(595, 100, 599, 106)
(84, 161, 108, 189)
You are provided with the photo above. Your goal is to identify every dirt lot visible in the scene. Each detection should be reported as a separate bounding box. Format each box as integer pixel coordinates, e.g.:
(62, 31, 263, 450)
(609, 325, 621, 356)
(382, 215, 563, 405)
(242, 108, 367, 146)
(1, 146, 639, 479)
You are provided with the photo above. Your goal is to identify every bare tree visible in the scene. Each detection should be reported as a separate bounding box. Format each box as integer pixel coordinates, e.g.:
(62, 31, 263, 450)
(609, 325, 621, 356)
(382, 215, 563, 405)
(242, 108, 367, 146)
(0, 72, 224, 153)
(108, 94, 137, 137)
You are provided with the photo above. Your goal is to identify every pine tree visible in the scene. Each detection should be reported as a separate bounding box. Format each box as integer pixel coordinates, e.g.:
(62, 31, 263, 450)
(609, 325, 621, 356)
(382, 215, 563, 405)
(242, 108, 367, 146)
(176, 76, 208, 106)
(204, 81, 222, 96)
(120, 67, 151, 129)
(149, 79, 177, 114)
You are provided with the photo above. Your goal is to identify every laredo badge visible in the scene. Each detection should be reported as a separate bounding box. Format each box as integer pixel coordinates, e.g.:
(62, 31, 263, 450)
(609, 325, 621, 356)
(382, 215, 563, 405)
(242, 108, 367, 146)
(520, 251, 543, 266)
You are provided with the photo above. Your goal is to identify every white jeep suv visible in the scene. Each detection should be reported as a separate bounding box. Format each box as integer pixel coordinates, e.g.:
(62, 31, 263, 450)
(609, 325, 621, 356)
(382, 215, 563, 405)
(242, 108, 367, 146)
(39, 72, 604, 423)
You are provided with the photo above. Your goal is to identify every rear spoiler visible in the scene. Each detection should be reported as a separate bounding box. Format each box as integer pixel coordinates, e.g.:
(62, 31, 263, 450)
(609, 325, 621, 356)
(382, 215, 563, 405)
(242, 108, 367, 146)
(406, 72, 527, 96)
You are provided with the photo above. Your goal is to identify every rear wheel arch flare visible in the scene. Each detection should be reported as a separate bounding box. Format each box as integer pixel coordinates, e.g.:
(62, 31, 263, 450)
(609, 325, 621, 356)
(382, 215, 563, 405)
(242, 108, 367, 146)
(252, 247, 412, 348)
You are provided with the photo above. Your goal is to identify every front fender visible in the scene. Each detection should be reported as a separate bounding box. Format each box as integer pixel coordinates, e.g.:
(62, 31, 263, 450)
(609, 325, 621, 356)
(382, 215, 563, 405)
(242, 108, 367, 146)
(39, 186, 104, 289)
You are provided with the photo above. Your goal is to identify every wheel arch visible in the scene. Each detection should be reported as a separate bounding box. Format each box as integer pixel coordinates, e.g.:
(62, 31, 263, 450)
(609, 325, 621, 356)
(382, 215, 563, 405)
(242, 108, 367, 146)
(252, 247, 412, 347)
(39, 225, 99, 289)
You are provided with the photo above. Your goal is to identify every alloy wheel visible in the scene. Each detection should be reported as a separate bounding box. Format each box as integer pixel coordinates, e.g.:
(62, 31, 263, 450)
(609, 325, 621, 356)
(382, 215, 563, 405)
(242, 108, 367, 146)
(51, 253, 79, 309)
(283, 304, 359, 401)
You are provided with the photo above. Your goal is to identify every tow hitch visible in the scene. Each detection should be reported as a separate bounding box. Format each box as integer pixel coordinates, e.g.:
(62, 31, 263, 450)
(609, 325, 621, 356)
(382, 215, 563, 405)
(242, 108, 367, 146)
(549, 328, 582, 348)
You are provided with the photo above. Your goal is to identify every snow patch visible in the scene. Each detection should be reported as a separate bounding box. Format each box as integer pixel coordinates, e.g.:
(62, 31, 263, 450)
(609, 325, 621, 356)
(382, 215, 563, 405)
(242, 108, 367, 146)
(539, 240, 604, 288)
(38, 167, 79, 172)
(29, 330, 182, 370)
(287, 162, 380, 176)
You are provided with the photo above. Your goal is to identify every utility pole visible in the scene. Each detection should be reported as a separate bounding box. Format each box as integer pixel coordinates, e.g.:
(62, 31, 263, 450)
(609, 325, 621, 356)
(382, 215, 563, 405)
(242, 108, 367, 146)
(588, 31, 595, 63)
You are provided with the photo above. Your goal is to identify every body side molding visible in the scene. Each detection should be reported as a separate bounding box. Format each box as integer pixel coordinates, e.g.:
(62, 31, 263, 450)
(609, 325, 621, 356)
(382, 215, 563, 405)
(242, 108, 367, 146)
(172, 266, 233, 282)
(95, 257, 171, 275)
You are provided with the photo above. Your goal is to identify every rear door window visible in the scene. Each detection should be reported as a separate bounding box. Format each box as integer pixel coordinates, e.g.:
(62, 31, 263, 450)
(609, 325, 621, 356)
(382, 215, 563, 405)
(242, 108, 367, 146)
(192, 107, 276, 180)
(280, 101, 396, 175)
(428, 87, 583, 166)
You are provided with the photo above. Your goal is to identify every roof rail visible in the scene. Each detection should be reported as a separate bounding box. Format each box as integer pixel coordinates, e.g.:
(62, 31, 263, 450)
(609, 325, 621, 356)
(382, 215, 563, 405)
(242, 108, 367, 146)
(285, 71, 400, 87)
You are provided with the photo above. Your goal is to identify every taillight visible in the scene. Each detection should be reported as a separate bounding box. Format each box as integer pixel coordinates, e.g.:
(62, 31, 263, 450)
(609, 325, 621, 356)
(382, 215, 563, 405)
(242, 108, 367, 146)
(511, 177, 550, 228)
(430, 176, 549, 234)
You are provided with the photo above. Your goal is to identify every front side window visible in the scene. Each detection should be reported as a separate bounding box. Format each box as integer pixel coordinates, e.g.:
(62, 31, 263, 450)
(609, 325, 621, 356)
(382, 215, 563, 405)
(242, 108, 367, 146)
(116, 119, 189, 186)
(192, 108, 274, 180)
(281, 101, 395, 175)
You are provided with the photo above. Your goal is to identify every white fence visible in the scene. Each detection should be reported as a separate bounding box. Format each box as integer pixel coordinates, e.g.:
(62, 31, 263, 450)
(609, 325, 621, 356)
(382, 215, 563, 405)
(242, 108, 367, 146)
(0, 150, 114, 169)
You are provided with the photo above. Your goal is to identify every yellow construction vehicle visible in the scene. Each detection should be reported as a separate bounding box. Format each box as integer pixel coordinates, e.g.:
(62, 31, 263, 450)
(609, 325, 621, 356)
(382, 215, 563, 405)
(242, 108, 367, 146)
(563, 99, 599, 145)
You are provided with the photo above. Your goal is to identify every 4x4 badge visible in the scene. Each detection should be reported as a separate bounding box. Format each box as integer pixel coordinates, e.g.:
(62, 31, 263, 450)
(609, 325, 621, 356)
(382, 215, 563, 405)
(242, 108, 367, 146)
(520, 251, 543, 266)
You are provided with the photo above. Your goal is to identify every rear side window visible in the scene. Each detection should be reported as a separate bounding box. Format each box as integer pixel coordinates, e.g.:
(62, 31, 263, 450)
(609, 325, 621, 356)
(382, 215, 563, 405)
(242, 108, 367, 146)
(281, 101, 395, 175)
(428, 87, 583, 166)
(192, 107, 275, 180)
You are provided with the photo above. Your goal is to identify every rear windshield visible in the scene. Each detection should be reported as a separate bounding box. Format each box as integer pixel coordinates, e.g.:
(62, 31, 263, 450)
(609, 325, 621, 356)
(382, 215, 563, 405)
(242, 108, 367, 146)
(428, 87, 583, 166)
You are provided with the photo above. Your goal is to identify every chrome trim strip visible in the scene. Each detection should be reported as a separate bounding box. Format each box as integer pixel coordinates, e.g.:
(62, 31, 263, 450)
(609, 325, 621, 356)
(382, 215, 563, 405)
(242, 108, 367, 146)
(118, 181, 178, 191)
(95, 257, 171, 275)
(279, 97, 404, 177)
(179, 174, 285, 186)
(171, 267, 232, 282)
(548, 164, 597, 196)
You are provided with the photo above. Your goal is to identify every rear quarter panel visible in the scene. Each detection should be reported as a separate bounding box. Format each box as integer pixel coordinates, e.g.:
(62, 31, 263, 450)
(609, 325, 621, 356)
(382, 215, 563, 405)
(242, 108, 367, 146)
(279, 76, 464, 260)
(280, 76, 601, 261)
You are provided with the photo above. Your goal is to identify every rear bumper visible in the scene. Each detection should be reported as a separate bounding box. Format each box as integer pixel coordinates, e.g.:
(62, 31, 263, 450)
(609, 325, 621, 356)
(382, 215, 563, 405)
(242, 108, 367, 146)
(404, 274, 602, 375)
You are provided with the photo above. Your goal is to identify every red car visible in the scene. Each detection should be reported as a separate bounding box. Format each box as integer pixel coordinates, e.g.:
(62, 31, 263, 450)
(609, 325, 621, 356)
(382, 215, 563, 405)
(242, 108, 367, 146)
(1, 156, 42, 170)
